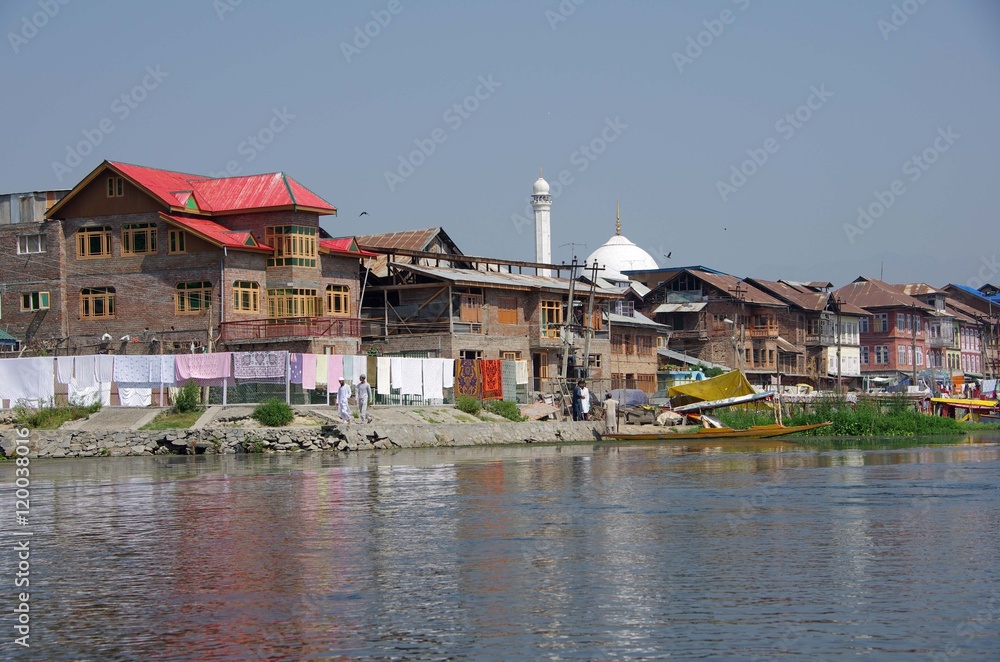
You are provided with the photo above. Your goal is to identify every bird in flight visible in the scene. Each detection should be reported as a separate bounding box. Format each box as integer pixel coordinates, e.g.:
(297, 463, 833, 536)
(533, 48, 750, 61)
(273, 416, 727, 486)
(664, 252, 672, 259)
(359, 211, 369, 216)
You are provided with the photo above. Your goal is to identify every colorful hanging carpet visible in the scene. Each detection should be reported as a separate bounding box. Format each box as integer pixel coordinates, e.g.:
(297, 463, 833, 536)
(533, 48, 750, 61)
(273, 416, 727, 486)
(233, 351, 286, 381)
(455, 359, 481, 398)
(501, 360, 518, 402)
(480, 359, 503, 400)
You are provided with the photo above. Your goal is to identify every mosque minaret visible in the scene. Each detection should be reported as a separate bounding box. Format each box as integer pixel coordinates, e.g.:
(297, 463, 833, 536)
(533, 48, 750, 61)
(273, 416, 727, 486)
(531, 169, 552, 277)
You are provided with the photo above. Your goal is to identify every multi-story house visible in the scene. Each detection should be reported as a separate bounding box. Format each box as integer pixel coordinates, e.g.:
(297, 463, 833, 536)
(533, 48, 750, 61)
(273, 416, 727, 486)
(607, 308, 671, 394)
(31, 160, 367, 356)
(0, 189, 69, 350)
(357, 242, 622, 395)
(747, 278, 864, 389)
(834, 277, 932, 385)
(940, 283, 999, 378)
(641, 267, 787, 388)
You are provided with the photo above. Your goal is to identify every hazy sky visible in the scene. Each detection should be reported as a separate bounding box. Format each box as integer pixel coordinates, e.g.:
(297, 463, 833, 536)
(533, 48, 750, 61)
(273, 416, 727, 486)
(3, 0, 998, 288)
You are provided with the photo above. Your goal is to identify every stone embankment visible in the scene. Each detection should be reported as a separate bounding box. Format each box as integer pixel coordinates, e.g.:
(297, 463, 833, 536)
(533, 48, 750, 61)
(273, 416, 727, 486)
(0, 421, 605, 459)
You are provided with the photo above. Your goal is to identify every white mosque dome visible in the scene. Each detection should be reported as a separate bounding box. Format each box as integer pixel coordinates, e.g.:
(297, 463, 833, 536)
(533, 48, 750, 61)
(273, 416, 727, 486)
(587, 235, 658, 280)
(533, 175, 550, 196)
(585, 201, 658, 281)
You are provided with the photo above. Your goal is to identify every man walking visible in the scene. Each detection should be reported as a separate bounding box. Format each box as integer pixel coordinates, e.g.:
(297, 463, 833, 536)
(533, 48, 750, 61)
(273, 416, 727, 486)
(572, 379, 584, 421)
(336, 378, 352, 424)
(356, 374, 373, 423)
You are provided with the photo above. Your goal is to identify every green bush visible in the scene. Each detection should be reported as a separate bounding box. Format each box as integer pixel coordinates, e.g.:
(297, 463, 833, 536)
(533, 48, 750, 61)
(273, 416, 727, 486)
(456, 396, 482, 416)
(484, 399, 525, 421)
(252, 399, 295, 427)
(15, 401, 101, 429)
(173, 382, 201, 413)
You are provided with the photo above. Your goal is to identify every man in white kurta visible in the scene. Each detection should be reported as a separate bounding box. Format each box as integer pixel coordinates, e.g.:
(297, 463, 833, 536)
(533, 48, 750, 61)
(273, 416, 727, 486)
(356, 374, 373, 423)
(604, 393, 618, 434)
(336, 378, 352, 423)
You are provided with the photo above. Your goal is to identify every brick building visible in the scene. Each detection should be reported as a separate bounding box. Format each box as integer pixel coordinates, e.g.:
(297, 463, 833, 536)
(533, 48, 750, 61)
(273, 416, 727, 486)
(15, 160, 369, 355)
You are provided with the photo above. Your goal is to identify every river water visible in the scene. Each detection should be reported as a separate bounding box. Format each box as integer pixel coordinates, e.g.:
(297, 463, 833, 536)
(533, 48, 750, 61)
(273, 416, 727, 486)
(4, 434, 1000, 660)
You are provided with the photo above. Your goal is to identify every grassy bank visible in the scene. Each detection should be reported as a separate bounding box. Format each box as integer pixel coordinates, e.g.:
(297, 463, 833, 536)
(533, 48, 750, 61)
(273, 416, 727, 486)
(15, 402, 102, 429)
(717, 397, 965, 436)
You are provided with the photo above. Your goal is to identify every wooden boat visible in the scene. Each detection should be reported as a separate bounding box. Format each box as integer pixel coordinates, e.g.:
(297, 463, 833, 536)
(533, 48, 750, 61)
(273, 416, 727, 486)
(601, 421, 832, 441)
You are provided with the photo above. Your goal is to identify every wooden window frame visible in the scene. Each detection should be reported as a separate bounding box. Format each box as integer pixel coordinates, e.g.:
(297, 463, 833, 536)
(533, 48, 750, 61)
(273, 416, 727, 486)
(500, 351, 522, 361)
(107, 177, 124, 198)
(325, 284, 351, 316)
(265, 225, 317, 267)
(176, 281, 212, 315)
(76, 226, 112, 259)
(21, 291, 50, 311)
(80, 287, 115, 319)
(121, 223, 157, 256)
(17, 234, 45, 254)
(168, 229, 186, 254)
(232, 281, 260, 313)
(266, 288, 319, 318)
(498, 296, 517, 325)
(459, 294, 483, 324)
(540, 300, 562, 337)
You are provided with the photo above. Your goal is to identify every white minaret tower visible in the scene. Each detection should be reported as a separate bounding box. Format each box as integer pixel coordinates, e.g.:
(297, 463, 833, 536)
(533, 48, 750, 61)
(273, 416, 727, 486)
(532, 168, 552, 277)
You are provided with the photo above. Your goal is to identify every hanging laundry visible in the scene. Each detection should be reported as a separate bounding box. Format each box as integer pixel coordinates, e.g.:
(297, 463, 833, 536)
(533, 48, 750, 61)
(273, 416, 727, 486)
(302, 354, 317, 391)
(69, 379, 111, 407)
(114, 355, 154, 384)
(0, 357, 54, 406)
(175, 353, 232, 384)
(353, 355, 367, 385)
(289, 354, 305, 384)
(367, 355, 378, 392)
(156, 355, 176, 385)
(55, 357, 74, 385)
(455, 360, 481, 398)
(400, 357, 423, 396)
(75, 356, 97, 388)
(480, 359, 503, 400)
(328, 355, 344, 384)
(515, 360, 529, 385)
(441, 359, 455, 389)
(315, 354, 329, 386)
(118, 387, 152, 407)
(376, 357, 391, 395)
(233, 351, 287, 381)
(501, 360, 518, 402)
(423, 358, 444, 400)
(95, 355, 115, 383)
(342, 354, 354, 382)
(390, 357, 403, 389)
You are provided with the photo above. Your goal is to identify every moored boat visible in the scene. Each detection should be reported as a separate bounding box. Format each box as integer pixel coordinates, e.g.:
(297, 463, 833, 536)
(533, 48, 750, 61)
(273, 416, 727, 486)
(601, 421, 832, 442)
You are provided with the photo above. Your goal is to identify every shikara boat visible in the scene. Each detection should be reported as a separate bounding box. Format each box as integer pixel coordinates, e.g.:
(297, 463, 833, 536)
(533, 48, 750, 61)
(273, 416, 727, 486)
(601, 421, 832, 442)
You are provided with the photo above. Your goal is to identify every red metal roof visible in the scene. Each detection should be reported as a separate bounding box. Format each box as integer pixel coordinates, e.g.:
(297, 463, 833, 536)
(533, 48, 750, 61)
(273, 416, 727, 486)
(109, 161, 336, 215)
(319, 237, 378, 257)
(160, 214, 274, 252)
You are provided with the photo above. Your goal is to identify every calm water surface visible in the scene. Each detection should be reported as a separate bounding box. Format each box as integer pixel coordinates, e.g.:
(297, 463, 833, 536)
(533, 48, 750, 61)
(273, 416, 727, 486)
(4, 434, 1000, 660)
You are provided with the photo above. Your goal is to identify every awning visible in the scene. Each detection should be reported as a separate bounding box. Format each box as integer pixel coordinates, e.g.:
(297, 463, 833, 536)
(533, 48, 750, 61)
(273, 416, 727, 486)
(653, 302, 707, 314)
(775, 336, 801, 353)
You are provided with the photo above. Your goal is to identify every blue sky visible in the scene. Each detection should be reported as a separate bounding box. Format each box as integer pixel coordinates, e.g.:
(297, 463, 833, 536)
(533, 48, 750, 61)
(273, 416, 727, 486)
(2, 0, 998, 288)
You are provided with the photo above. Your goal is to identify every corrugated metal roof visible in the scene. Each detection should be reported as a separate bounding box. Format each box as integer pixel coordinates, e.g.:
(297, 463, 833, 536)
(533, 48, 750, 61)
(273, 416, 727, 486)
(657, 348, 728, 370)
(691, 270, 785, 306)
(358, 228, 446, 252)
(901, 283, 942, 296)
(747, 277, 829, 311)
(160, 214, 273, 252)
(607, 311, 670, 329)
(392, 262, 621, 295)
(319, 237, 378, 257)
(775, 336, 802, 353)
(653, 302, 708, 313)
(57, 161, 337, 216)
(834, 277, 933, 311)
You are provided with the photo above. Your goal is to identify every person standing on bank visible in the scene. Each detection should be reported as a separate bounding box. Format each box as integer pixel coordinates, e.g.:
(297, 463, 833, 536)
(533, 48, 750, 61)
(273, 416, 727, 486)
(356, 374, 373, 423)
(580, 380, 591, 421)
(604, 392, 618, 434)
(336, 378, 352, 424)
(572, 379, 584, 421)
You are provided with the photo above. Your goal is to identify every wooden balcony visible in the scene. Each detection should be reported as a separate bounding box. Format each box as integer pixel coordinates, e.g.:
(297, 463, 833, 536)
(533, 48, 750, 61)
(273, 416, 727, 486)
(748, 325, 779, 338)
(220, 316, 361, 343)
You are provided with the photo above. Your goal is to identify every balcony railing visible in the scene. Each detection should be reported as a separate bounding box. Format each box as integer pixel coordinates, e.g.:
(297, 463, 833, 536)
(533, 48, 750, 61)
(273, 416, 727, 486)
(220, 316, 361, 342)
(748, 325, 779, 338)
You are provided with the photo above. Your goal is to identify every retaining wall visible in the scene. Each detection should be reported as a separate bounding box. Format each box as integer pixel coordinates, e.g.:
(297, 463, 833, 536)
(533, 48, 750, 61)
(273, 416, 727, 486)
(0, 421, 606, 459)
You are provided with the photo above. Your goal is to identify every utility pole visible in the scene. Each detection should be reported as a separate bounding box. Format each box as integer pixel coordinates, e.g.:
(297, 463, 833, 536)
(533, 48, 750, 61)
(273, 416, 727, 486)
(582, 261, 600, 380)
(728, 283, 746, 373)
(560, 256, 578, 385)
(834, 296, 843, 395)
(911, 305, 919, 391)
